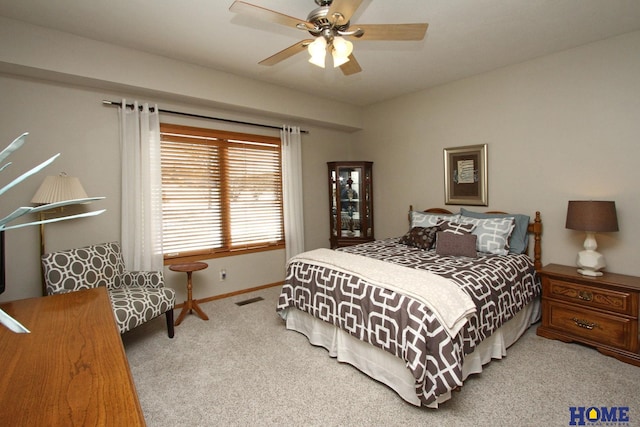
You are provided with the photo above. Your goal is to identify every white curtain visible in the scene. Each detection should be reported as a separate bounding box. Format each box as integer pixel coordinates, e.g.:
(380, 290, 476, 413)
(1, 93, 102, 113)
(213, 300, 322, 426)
(119, 99, 164, 271)
(281, 125, 305, 260)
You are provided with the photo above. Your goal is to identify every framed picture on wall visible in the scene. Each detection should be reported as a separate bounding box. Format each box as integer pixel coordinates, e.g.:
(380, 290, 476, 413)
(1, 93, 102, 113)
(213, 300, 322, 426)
(443, 144, 488, 206)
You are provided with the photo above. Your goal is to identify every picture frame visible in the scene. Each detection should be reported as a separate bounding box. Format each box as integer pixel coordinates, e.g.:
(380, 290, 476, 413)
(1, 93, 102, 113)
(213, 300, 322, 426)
(443, 144, 488, 206)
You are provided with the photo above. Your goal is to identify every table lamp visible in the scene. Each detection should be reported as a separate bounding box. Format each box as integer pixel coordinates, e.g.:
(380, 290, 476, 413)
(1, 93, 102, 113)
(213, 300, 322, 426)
(565, 200, 618, 276)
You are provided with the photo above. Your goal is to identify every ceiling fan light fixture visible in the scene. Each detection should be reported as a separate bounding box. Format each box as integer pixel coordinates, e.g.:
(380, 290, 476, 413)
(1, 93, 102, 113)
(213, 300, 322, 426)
(309, 52, 326, 68)
(229, 0, 428, 76)
(308, 37, 327, 68)
(331, 36, 353, 67)
(332, 51, 350, 67)
(332, 37, 353, 56)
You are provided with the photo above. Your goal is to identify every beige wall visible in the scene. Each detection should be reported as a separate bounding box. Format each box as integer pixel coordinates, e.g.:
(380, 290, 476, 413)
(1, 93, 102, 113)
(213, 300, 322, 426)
(355, 31, 640, 276)
(0, 18, 356, 303)
(0, 17, 362, 132)
(0, 73, 353, 303)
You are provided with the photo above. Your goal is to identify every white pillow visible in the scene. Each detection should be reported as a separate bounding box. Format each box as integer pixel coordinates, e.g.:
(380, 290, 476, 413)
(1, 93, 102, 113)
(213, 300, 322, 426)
(410, 211, 460, 228)
(457, 216, 515, 255)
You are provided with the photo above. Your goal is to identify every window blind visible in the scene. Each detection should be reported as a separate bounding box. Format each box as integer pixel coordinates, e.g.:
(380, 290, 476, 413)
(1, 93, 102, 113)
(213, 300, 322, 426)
(160, 124, 284, 259)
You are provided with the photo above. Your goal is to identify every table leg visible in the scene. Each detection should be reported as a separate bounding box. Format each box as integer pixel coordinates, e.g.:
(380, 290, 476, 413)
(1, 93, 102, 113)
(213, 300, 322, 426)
(174, 271, 209, 325)
(190, 300, 209, 321)
(174, 302, 190, 326)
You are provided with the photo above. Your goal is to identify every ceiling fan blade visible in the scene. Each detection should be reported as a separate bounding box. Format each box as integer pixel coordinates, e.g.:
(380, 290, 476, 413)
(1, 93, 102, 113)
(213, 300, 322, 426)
(354, 23, 428, 41)
(229, 1, 309, 30)
(259, 40, 313, 66)
(328, 0, 363, 26)
(340, 54, 362, 76)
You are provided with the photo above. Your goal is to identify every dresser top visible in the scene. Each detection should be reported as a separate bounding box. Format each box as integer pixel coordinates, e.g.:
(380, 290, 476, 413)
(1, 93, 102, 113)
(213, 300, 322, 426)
(0, 287, 145, 425)
(540, 263, 640, 291)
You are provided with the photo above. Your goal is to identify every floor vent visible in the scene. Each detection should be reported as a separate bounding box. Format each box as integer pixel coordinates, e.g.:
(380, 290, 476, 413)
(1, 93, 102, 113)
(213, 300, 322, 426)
(235, 296, 264, 306)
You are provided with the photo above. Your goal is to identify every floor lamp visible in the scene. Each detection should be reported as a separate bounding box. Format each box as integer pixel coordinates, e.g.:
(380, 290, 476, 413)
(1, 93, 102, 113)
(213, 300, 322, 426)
(31, 173, 89, 294)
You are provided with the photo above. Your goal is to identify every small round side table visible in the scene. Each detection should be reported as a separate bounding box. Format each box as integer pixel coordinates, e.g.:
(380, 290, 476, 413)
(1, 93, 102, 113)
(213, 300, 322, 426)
(170, 262, 209, 326)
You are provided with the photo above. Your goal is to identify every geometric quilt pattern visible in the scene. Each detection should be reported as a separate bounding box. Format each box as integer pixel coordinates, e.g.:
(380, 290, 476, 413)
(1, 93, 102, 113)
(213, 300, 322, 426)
(277, 237, 540, 406)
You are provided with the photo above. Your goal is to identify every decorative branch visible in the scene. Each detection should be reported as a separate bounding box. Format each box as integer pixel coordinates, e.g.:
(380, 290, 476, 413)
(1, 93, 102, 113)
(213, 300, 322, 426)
(0, 132, 106, 333)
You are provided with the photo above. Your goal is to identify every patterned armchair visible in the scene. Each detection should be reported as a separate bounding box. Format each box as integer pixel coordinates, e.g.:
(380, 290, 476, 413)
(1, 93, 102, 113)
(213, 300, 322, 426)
(41, 242, 175, 338)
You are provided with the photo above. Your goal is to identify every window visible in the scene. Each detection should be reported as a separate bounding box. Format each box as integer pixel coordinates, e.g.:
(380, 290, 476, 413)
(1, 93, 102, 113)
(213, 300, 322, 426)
(160, 123, 284, 261)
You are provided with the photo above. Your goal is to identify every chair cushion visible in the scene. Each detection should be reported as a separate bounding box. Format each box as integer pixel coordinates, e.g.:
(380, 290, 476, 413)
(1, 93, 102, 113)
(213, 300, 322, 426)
(109, 287, 176, 334)
(42, 242, 125, 294)
(120, 271, 164, 289)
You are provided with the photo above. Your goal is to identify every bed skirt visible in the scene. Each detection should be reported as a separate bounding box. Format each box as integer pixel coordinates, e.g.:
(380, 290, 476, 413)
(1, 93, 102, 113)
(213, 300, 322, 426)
(279, 297, 541, 408)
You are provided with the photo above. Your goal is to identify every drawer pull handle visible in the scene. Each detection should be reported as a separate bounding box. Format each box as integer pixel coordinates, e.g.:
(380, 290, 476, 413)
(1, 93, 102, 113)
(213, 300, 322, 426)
(577, 291, 593, 301)
(571, 317, 598, 330)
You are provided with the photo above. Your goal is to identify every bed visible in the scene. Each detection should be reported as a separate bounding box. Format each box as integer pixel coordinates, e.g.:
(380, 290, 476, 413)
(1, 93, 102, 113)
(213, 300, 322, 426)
(277, 207, 543, 407)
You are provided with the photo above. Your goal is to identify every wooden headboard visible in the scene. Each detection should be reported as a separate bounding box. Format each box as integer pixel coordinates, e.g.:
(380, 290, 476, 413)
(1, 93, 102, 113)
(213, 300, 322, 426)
(409, 206, 543, 270)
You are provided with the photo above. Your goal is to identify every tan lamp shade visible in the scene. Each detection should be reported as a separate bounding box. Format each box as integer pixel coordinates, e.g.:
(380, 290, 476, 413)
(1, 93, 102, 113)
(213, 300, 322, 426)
(31, 173, 88, 204)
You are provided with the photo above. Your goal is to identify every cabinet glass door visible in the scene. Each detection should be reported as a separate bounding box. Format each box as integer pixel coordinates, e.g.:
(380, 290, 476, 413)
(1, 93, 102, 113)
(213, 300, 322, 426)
(328, 162, 373, 248)
(337, 166, 362, 237)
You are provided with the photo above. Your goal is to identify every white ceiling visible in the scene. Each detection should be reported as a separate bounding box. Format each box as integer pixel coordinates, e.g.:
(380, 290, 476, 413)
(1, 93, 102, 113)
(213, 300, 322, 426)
(1, 0, 640, 107)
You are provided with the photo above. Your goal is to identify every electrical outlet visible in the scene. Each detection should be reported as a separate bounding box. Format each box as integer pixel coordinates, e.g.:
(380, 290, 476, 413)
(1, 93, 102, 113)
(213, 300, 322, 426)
(219, 269, 227, 281)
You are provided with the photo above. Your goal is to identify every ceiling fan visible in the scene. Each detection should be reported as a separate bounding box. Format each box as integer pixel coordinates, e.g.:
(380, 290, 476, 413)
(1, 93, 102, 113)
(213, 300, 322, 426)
(229, 0, 428, 75)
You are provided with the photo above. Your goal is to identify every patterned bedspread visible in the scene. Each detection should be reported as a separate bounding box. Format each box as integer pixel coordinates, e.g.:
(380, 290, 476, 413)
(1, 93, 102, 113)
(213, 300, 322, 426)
(277, 238, 540, 406)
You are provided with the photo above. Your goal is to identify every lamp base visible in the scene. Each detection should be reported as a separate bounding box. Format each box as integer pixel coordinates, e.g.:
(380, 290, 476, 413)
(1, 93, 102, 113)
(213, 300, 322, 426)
(577, 268, 603, 277)
(576, 247, 606, 277)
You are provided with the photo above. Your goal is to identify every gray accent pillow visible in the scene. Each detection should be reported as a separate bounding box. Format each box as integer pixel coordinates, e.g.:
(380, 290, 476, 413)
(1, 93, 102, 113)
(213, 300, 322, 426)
(460, 208, 530, 254)
(435, 232, 478, 258)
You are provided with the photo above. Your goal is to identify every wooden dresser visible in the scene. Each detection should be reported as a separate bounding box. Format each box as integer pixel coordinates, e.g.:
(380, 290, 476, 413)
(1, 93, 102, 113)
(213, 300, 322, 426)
(537, 263, 640, 366)
(0, 287, 146, 425)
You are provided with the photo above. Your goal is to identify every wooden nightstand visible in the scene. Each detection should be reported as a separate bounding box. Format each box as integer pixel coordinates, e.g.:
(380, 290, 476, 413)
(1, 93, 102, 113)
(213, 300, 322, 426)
(537, 263, 640, 366)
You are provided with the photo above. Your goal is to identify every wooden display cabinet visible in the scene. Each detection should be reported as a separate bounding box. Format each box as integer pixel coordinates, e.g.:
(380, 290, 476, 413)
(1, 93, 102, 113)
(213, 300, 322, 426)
(327, 161, 374, 248)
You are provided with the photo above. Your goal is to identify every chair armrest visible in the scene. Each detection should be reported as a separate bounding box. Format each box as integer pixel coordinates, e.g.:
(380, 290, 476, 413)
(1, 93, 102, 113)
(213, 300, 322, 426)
(121, 271, 164, 288)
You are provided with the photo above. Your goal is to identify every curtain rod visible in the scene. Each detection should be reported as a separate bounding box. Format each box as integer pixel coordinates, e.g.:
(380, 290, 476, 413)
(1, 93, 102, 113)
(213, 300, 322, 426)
(101, 100, 309, 134)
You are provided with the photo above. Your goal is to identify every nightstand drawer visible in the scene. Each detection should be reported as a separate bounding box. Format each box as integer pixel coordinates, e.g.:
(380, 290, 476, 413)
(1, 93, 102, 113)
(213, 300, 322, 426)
(545, 301, 637, 351)
(545, 278, 634, 316)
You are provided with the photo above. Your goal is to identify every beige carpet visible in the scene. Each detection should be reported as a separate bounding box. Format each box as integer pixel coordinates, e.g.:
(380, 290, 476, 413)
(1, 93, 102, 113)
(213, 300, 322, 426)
(122, 286, 640, 427)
